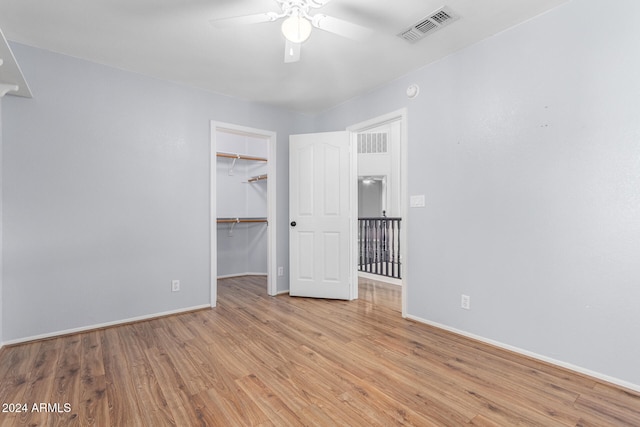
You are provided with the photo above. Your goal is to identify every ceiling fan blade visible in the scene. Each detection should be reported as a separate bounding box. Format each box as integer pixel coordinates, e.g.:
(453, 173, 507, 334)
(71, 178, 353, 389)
(284, 40, 301, 63)
(210, 12, 278, 29)
(311, 14, 373, 41)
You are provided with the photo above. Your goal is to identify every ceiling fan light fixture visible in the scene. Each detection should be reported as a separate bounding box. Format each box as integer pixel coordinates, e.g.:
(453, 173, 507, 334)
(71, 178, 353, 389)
(281, 14, 312, 43)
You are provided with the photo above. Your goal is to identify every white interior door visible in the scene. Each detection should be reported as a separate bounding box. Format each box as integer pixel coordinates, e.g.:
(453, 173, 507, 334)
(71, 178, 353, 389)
(289, 131, 356, 300)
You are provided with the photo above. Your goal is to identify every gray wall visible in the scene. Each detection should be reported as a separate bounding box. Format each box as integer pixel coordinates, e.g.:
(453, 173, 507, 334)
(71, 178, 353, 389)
(2, 43, 311, 341)
(0, 98, 3, 346)
(315, 0, 640, 388)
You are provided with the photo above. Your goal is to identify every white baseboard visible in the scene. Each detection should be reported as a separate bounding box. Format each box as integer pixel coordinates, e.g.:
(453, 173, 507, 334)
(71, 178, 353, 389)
(275, 290, 290, 296)
(406, 314, 640, 393)
(2, 304, 211, 347)
(217, 272, 267, 279)
(358, 271, 402, 286)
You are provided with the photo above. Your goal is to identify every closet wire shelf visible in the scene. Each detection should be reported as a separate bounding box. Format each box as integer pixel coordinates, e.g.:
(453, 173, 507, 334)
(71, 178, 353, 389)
(216, 151, 267, 176)
(216, 152, 267, 162)
(216, 218, 268, 224)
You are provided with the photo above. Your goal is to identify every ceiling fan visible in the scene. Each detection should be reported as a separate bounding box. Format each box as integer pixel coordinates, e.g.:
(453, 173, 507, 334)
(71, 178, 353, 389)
(210, 0, 372, 63)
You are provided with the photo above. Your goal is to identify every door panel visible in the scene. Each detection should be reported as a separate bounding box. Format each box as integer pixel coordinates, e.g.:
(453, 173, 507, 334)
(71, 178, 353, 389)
(289, 131, 354, 300)
(297, 232, 315, 280)
(323, 232, 341, 281)
(298, 144, 315, 216)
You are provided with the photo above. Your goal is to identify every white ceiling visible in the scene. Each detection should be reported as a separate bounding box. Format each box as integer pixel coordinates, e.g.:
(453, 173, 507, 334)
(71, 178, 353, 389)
(0, 0, 568, 114)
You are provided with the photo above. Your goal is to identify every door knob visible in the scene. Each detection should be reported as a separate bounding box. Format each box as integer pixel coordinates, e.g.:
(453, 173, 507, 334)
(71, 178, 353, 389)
(290, 221, 297, 227)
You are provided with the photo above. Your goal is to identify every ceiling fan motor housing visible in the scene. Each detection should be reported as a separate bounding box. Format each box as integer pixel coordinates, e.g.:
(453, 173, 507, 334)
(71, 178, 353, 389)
(276, 0, 331, 19)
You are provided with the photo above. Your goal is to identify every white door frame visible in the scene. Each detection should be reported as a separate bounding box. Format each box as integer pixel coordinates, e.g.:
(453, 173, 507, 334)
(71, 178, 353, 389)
(210, 121, 278, 306)
(347, 108, 408, 317)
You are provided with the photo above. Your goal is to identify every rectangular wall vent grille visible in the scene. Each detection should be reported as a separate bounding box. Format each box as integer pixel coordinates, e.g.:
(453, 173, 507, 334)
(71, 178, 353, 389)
(398, 6, 459, 43)
(415, 19, 437, 34)
(358, 133, 388, 154)
(430, 11, 453, 24)
(399, 29, 422, 42)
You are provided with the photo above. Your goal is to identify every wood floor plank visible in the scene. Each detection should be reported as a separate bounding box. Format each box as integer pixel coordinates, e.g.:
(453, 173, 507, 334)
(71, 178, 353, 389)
(266, 360, 377, 426)
(0, 342, 44, 427)
(78, 374, 108, 427)
(410, 321, 599, 394)
(151, 325, 211, 397)
(0, 378, 30, 427)
(0, 340, 53, 425)
(345, 338, 481, 424)
(442, 357, 581, 425)
(0, 276, 639, 426)
(468, 413, 504, 426)
(235, 373, 306, 426)
(296, 403, 342, 426)
(78, 331, 109, 426)
(117, 325, 176, 427)
(0, 343, 41, 381)
(15, 338, 62, 426)
(143, 345, 206, 426)
(49, 335, 82, 427)
(101, 327, 145, 426)
(301, 340, 475, 426)
(573, 392, 640, 426)
(191, 384, 271, 427)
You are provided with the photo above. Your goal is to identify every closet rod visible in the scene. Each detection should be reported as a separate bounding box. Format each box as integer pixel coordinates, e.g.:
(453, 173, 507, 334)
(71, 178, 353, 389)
(216, 152, 267, 162)
(216, 218, 268, 224)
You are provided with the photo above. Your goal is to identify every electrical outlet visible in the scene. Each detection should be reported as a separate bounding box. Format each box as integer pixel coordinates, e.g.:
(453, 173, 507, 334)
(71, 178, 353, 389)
(461, 294, 470, 310)
(172, 280, 181, 292)
(278, 267, 284, 276)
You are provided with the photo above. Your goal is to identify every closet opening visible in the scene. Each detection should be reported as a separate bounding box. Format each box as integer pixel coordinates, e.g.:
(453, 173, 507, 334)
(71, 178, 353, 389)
(210, 122, 277, 306)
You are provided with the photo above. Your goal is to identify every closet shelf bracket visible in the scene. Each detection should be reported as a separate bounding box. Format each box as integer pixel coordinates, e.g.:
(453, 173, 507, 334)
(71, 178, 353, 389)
(229, 154, 240, 176)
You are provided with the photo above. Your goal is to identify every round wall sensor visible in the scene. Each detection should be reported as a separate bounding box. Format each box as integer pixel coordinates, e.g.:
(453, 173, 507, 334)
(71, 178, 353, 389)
(406, 84, 420, 99)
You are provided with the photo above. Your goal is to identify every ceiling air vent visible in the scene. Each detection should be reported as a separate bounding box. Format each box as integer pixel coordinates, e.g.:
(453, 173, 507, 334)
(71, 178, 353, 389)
(398, 6, 459, 43)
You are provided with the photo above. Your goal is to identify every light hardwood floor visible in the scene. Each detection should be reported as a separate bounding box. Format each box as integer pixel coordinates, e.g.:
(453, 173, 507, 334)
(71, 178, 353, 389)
(0, 276, 639, 426)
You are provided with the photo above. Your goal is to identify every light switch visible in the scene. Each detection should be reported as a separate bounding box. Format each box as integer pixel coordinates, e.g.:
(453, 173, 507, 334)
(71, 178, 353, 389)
(410, 195, 426, 208)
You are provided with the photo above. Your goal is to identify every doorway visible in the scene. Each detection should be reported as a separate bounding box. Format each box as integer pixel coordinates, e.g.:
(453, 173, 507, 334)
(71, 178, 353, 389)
(358, 176, 386, 217)
(210, 122, 277, 307)
(348, 109, 408, 316)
